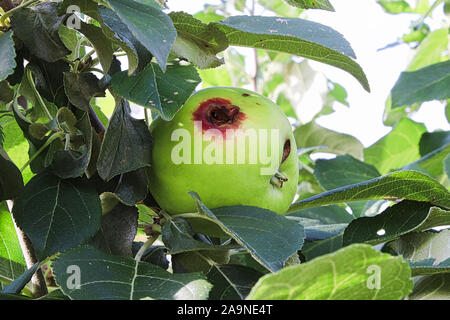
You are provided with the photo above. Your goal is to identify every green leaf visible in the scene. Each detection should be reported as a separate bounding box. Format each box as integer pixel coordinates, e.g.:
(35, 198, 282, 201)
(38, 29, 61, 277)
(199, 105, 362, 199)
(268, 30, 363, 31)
(248, 244, 414, 300)
(97, 99, 152, 181)
(343, 201, 449, 246)
(419, 131, 450, 156)
(1, 262, 39, 295)
(258, 0, 303, 17)
(49, 112, 93, 179)
(404, 144, 450, 179)
(377, 0, 430, 14)
(364, 118, 427, 174)
(52, 245, 212, 300)
(162, 217, 236, 254)
(294, 122, 364, 160)
(63, 72, 105, 112)
(383, 229, 450, 277)
(213, 16, 370, 92)
(406, 28, 448, 72)
(10, 3, 70, 62)
(283, 0, 335, 11)
(301, 233, 343, 261)
(0, 256, 26, 291)
(408, 274, 450, 299)
(169, 12, 228, 69)
(315, 155, 381, 190)
(190, 193, 305, 272)
(288, 205, 354, 224)
(288, 170, 450, 212)
(0, 202, 25, 265)
(391, 60, 450, 108)
(110, 62, 200, 121)
(12, 172, 102, 260)
(105, 0, 177, 71)
(0, 149, 24, 201)
(89, 203, 138, 257)
(0, 31, 16, 82)
(206, 264, 264, 300)
(98, 6, 152, 75)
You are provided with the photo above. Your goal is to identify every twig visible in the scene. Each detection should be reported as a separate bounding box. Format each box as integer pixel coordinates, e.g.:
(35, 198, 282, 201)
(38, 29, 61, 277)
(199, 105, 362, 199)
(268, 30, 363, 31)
(6, 200, 48, 298)
(88, 104, 106, 134)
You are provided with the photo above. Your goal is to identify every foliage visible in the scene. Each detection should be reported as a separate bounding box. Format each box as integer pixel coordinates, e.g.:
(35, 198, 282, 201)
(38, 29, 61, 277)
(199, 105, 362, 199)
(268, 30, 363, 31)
(0, 0, 448, 300)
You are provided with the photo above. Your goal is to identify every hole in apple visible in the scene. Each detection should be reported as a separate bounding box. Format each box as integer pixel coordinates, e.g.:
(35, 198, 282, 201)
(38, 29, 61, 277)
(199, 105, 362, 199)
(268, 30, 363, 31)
(281, 139, 291, 164)
(207, 104, 241, 126)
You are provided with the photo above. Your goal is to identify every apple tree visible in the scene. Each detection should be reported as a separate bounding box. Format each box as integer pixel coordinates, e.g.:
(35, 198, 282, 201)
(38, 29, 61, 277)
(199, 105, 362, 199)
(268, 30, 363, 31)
(0, 0, 449, 300)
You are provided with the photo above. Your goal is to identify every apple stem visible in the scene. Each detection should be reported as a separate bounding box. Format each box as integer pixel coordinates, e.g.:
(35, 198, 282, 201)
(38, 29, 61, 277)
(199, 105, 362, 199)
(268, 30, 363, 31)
(270, 171, 288, 188)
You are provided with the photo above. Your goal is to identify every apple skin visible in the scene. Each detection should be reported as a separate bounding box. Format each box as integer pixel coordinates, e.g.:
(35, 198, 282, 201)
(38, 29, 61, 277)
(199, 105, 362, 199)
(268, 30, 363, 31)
(147, 86, 299, 215)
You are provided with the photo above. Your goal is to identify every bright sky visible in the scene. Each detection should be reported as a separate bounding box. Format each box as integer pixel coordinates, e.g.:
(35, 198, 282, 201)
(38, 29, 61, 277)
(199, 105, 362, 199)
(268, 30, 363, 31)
(166, 0, 449, 147)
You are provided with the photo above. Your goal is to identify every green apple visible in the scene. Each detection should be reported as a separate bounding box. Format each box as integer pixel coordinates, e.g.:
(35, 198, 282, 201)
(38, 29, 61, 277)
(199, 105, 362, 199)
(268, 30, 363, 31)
(148, 86, 299, 217)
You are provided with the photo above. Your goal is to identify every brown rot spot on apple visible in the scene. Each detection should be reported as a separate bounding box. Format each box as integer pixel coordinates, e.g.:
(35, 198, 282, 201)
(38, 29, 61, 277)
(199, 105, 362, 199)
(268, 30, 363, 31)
(281, 139, 291, 164)
(242, 93, 250, 97)
(192, 98, 246, 135)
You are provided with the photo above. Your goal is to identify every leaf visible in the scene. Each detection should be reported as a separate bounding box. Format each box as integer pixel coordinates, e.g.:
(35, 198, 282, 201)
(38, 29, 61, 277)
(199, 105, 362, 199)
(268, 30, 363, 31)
(406, 28, 448, 72)
(294, 122, 364, 160)
(77, 21, 115, 73)
(288, 170, 450, 213)
(283, 0, 335, 11)
(89, 203, 138, 257)
(343, 201, 449, 246)
(206, 264, 264, 300)
(98, 6, 152, 75)
(247, 244, 414, 300)
(288, 205, 354, 224)
(383, 229, 450, 277)
(12, 172, 102, 260)
(0, 257, 26, 290)
(0, 149, 24, 201)
(49, 112, 93, 179)
(408, 274, 450, 300)
(404, 144, 450, 179)
(364, 118, 427, 174)
(301, 233, 343, 261)
(169, 12, 228, 69)
(97, 100, 152, 181)
(0, 31, 16, 82)
(1, 262, 39, 295)
(314, 155, 381, 190)
(105, 0, 177, 71)
(391, 60, 450, 108)
(162, 217, 236, 254)
(110, 61, 201, 121)
(10, 2, 71, 62)
(52, 245, 212, 300)
(419, 131, 450, 156)
(190, 193, 305, 272)
(63, 72, 106, 112)
(377, 0, 430, 14)
(0, 202, 25, 265)
(213, 16, 370, 92)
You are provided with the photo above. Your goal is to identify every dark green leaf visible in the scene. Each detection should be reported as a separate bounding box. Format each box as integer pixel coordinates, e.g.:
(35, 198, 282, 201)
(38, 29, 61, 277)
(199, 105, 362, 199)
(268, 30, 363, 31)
(1, 263, 39, 295)
(52, 245, 212, 300)
(105, 0, 177, 71)
(288, 205, 353, 224)
(190, 193, 305, 272)
(63, 72, 105, 111)
(0, 149, 24, 201)
(0, 31, 16, 82)
(12, 172, 102, 260)
(10, 3, 70, 62)
(391, 60, 450, 108)
(97, 100, 152, 181)
(288, 170, 450, 212)
(110, 62, 200, 121)
(206, 264, 264, 300)
(213, 16, 370, 91)
(89, 203, 138, 257)
(98, 6, 152, 74)
(343, 201, 448, 246)
(419, 131, 450, 156)
(0, 256, 26, 291)
(408, 274, 450, 299)
(169, 12, 228, 69)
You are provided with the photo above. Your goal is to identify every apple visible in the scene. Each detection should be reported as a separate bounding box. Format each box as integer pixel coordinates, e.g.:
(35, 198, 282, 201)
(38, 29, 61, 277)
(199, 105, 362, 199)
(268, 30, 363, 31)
(147, 86, 299, 217)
